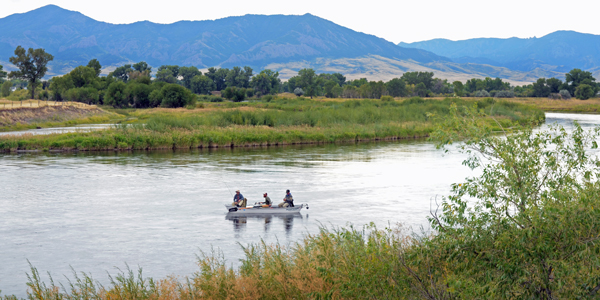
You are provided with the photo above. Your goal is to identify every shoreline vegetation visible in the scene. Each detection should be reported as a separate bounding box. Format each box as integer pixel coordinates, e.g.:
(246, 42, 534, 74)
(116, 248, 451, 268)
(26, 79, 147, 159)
(0, 96, 544, 152)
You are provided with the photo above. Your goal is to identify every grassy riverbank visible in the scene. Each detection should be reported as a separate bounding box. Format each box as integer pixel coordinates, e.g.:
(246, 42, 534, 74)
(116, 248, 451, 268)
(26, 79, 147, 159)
(0, 97, 543, 152)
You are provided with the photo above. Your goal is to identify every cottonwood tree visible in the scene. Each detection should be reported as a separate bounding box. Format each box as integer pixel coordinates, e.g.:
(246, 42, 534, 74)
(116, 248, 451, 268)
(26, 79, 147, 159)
(8, 46, 54, 100)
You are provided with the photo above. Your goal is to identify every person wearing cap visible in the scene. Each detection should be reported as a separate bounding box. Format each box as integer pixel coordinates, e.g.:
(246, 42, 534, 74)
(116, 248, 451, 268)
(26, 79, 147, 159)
(232, 190, 246, 207)
(260, 193, 272, 207)
(278, 189, 294, 208)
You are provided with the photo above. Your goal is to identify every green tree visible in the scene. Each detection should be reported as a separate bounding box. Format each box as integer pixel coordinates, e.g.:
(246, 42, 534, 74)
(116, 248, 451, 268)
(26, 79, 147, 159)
(0, 64, 7, 82)
(532, 78, 551, 97)
(87, 59, 102, 77)
(70, 66, 99, 88)
(1, 81, 11, 97)
(206, 67, 229, 91)
(566, 68, 597, 96)
(251, 69, 280, 96)
(156, 65, 180, 84)
(546, 77, 563, 93)
(8, 46, 54, 100)
(323, 80, 341, 98)
(575, 83, 595, 100)
(297, 68, 322, 98)
(190, 75, 216, 95)
(160, 83, 195, 108)
(126, 83, 154, 108)
(109, 64, 133, 82)
(452, 81, 464, 96)
(133, 61, 151, 73)
(414, 82, 429, 97)
(104, 81, 128, 107)
(401, 71, 434, 89)
(386, 78, 407, 97)
(179, 66, 201, 90)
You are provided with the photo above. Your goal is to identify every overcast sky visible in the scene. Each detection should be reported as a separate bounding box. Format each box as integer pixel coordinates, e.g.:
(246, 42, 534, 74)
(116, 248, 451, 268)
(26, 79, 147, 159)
(4, 0, 600, 43)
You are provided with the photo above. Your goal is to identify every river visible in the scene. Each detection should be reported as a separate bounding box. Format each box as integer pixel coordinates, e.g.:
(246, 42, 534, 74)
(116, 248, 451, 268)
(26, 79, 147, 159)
(0, 112, 599, 297)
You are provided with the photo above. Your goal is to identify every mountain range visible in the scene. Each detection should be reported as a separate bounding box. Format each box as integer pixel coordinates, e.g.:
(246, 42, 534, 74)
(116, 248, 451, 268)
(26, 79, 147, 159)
(399, 31, 600, 78)
(1, 5, 597, 84)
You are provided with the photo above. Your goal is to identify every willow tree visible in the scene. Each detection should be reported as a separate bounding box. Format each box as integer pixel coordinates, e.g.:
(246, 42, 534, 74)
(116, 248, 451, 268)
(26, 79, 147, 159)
(9, 46, 54, 100)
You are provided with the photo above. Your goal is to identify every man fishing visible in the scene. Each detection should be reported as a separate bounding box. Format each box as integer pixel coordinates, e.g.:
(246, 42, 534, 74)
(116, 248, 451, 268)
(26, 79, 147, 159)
(278, 189, 294, 207)
(232, 190, 247, 207)
(260, 193, 272, 206)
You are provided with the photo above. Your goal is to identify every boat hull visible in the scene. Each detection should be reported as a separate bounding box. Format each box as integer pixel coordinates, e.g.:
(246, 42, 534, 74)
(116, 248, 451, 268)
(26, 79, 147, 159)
(225, 204, 307, 215)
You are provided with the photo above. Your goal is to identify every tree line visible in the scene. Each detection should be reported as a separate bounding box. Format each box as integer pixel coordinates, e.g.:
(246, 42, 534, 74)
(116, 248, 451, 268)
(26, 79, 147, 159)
(1, 46, 598, 107)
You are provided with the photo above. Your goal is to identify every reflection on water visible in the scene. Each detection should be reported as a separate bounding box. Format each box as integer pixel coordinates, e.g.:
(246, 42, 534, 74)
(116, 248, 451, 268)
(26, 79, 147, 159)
(1, 112, 600, 297)
(226, 214, 304, 236)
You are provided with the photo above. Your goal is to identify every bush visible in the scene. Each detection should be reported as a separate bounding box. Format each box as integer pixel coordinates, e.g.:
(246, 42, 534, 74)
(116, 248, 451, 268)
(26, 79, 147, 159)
(160, 84, 195, 108)
(474, 90, 490, 97)
(149, 89, 163, 107)
(294, 87, 304, 97)
(548, 93, 561, 100)
(1, 81, 11, 97)
(64, 87, 99, 104)
(380, 95, 394, 102)
(261, 95, 274, 102)
(126, 83, 153, 108)
(223, 87, 247, 102)
(559, 89, 572, 100)
(494, 90, 514, 98)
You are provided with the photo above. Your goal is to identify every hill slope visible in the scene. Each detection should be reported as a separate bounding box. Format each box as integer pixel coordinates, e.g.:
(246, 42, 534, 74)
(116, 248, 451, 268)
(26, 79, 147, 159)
(0, 5, 447, 75)
(399, 31, 600, 74)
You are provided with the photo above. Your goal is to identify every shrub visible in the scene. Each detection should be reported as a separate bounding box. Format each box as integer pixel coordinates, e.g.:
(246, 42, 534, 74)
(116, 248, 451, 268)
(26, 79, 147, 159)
(559, 89, 572, 100)
(125, 83, 153, 108)
(474, 90, 490, 97)
(494, 90, 514, 98)
(1, 81, 11, 97)
(148, 89, 163, 107)
(223, 87, 247, 102)
(160, 84, 195, 108)
(261, 95, 274, 102)
(548, 93, 561, 100)
(64, 87, 99, 104)
(294, 87, 304, 97)
(380, 95, 394, 102)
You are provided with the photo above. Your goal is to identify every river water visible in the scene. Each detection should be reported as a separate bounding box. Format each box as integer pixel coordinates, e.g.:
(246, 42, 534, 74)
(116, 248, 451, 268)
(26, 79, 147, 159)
(0, 112, 599, 297)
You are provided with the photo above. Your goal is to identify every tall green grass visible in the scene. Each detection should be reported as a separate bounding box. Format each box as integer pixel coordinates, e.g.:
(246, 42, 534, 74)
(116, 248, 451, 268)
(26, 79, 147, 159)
(0, 97, 544, 151)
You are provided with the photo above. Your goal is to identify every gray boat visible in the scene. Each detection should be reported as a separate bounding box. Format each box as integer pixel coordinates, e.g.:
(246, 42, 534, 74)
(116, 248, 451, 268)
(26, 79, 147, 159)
(225, 203, 308, 215)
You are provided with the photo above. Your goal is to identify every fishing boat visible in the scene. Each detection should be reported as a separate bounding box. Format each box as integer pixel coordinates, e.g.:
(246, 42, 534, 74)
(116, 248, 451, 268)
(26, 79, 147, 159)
(225, 203, 308, 215)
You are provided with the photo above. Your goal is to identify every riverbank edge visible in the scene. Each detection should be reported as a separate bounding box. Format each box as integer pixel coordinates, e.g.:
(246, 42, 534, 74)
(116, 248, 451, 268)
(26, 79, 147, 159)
(0, 133, 430, 153)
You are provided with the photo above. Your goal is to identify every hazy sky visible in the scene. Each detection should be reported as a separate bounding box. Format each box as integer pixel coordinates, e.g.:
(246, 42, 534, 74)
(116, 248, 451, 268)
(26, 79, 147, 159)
(4, 0, 600, 43)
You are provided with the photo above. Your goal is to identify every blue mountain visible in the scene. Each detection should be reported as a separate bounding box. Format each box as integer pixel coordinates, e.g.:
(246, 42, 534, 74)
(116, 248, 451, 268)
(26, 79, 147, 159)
(398, 31, 600, 73)
(0, 5, 448, 74)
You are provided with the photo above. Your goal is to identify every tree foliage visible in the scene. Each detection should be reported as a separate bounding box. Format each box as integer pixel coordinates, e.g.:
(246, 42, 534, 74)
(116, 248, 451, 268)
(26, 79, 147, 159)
(8, 46, 54, 100)
(422, 104, 600, 298)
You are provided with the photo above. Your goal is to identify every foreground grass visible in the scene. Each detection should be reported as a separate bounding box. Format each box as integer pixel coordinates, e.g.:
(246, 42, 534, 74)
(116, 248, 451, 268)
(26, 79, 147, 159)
(0, 97, 543, 151)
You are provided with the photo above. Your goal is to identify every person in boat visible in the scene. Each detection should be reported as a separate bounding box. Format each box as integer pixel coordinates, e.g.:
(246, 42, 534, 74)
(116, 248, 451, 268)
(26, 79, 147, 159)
(278, 189, 294, 207)
(259, 193, 272, 207)
(232, 190, 247, 207)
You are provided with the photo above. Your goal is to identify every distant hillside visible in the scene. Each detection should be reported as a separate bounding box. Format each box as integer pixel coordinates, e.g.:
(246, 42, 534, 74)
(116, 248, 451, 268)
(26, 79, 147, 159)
(398, 31, 600, 74)
(0, 5, 570, 84)
(0, 5, 446, 76)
